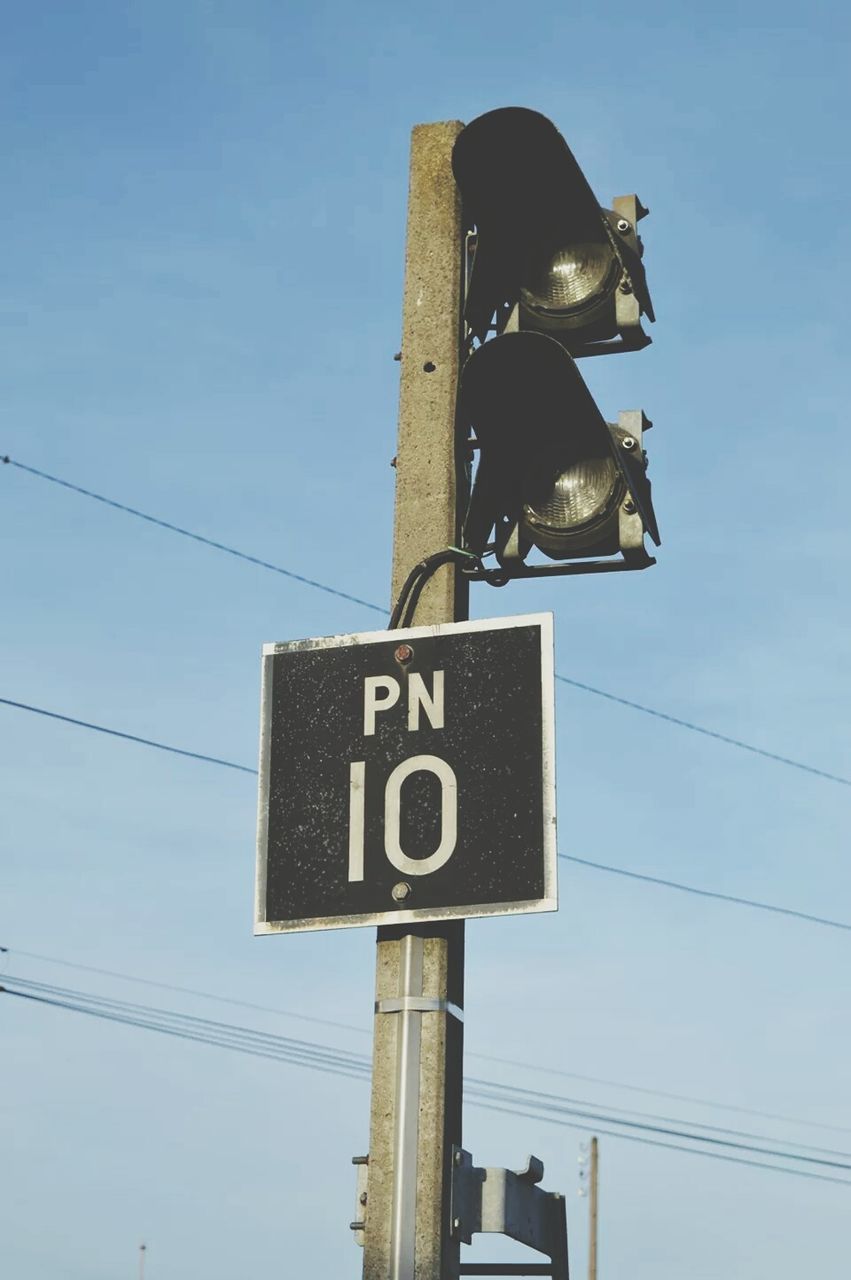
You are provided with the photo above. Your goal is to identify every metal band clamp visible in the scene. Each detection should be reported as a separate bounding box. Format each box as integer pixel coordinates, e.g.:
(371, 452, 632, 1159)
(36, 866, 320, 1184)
(375, 996, 464, 1022)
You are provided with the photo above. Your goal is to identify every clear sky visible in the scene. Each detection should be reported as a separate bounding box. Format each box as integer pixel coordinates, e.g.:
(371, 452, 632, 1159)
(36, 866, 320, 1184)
(2, 2, 850, 1277)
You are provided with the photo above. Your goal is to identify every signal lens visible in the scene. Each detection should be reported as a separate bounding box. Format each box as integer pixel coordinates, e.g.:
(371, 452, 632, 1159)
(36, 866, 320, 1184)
(522, 453, 621, 555)
(522, 242, 618, 318)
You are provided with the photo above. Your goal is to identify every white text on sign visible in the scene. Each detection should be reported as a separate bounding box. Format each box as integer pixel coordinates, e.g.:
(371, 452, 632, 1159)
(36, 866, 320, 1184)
(363, 671, 445, 735)
(349, 670, 456, 882)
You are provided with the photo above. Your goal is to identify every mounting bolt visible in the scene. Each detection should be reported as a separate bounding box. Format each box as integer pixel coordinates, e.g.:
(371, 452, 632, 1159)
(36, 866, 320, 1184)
(392, 882, 412, 903)
(616, 217, 631, 233)
(618, 277, 633, 295)
(621, 436, 637, 451)
(359, 1192, 368, 1205)
(453, 1218, 462, 1231)
(394, 643, 413, 665)
(623, 498, 637, 514)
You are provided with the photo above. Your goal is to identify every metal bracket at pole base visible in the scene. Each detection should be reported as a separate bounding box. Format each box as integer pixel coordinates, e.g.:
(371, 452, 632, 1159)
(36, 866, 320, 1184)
(450, 1147, 569, 1279)
(350, 1155, 369, 1248)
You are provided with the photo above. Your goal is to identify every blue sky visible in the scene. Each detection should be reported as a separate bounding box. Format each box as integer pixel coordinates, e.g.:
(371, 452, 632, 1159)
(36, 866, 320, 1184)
(2, 2, 850, 1277)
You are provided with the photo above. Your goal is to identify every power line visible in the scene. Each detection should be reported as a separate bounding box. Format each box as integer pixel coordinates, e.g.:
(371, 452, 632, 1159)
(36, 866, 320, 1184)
(0, 945, 368, 1037)
(2, 457, 385, 615)
(3, 983, 371, 1085)
(7, 943, 849, 1139)
(555, 676, 850, 789)
(3, 694, 849, 934)
(560, 855, 851, 933)
(4, 976, 850, 1187)
(10, 975, 843, 1162)
(13, 972, 847, 1162)
(463, 1074, 851, 1170)
(465, 1099, 851, 1190)
(5, 453, 848, 789)
(470, 1046, 851, 1138)
(0, 697, 256, 774)
(4, 976, 370, 1076)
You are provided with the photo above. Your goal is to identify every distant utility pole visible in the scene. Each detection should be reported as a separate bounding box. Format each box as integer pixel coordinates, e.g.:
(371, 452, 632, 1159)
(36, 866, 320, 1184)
(361, 120, 467, 1280)
(139, 1242, 147, 1280)
(588, 1138, 599, 1280)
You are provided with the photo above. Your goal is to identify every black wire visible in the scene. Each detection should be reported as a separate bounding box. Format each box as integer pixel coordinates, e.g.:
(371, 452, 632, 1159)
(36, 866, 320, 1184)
(14, 973, 849, 1162)
(5, 453, 849, 787)
(388, 549, 473, 630)
(2, 693, 849, 934)
(2, 987, 371, 1084)
(465, 1099, 851, 1189)
(9, 944, 851, 1138)
(399, 553, 451, 628)
(5, 980, 850, 1188)
(0, 696, 256, 774)
(2, 945, 369, 1036)
(470, 1045, 851, 1137)
(556, 675, 851, 789)
(3, 975, 369, 1070)
(387, 554, 439, 629)
(561, 854, 851, 932)
(9, 975, 851, 1163)
(2, 457, 384, 615)
(463, 1077, 851, 1172)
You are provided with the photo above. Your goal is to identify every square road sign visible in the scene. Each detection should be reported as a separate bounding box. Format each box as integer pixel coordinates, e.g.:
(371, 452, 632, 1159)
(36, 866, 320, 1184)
(255, 612, 556, 933)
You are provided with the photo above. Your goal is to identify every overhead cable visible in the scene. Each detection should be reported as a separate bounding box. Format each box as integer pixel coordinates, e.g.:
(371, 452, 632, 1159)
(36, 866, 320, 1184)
(5, 454, 847, 788)
(560, 855, 851, 933)
(2, 456, 384, 615)
(555, 676, 850, 788)
(10, 973, 847, 1162)
(4, 976, 850, 1188)
(8, 943, 849, 1138)
(1, 696, 848, 934)
(0, 696, 256, 774)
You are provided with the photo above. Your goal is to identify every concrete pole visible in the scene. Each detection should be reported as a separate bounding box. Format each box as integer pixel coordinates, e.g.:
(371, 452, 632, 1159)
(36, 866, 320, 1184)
(362, 119, 468, 1280)
(588, 1137, 598, 1280)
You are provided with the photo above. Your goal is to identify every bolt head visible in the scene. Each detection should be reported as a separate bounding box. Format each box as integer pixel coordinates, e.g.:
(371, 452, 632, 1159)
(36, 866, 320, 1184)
(616, 217, 631, 233)
(394, 643, 413, 664)
(621, 436, 637, 451)
(623, 498, 637, 514)
(391, 881, 411, 903)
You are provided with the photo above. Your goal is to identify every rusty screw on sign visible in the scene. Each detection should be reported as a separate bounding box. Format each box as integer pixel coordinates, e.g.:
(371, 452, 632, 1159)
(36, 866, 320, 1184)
(394, 643, 414, 665)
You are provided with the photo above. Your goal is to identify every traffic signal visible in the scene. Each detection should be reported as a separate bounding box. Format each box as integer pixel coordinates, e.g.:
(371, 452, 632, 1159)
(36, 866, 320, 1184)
(452, 108, 660, 578)
(452, 107, 654, 356)
(461, 332, 658, 572)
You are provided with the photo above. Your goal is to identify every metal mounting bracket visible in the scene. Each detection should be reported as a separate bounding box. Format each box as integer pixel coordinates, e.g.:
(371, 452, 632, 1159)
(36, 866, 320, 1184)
(450, 1147, 569, 1279)
(350, 1154, 369, 1248)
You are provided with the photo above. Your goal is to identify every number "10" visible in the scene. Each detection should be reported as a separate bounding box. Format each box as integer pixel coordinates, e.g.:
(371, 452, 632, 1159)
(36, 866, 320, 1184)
(347, 755, 458, 882)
